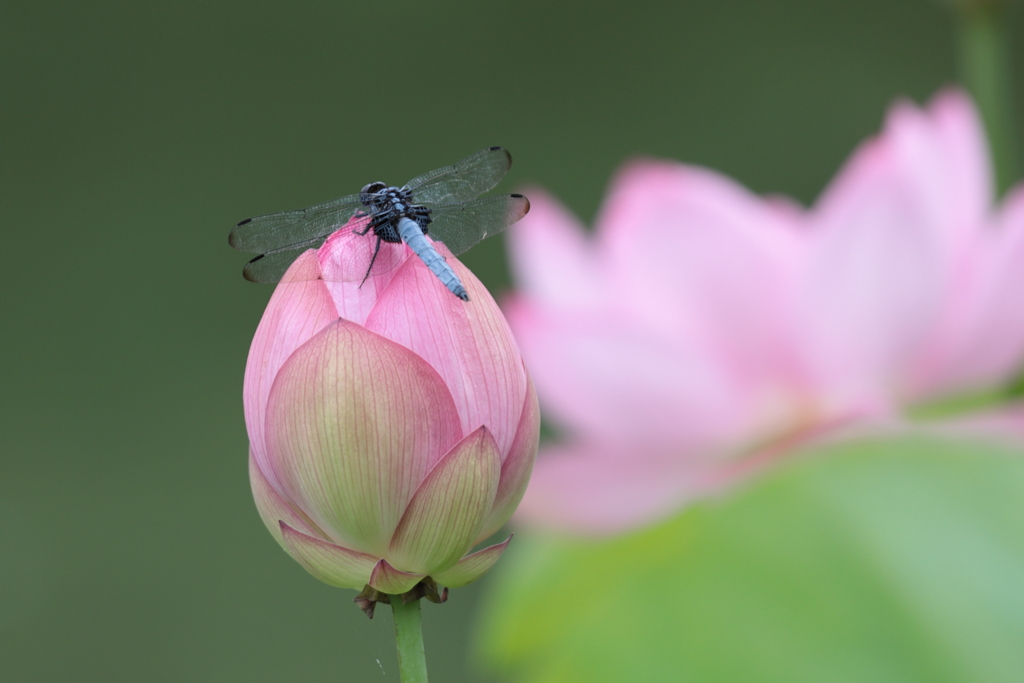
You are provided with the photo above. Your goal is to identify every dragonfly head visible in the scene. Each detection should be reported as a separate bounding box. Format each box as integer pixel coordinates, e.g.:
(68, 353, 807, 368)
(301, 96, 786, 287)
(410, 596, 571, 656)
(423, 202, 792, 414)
(359, 182, 387, 206)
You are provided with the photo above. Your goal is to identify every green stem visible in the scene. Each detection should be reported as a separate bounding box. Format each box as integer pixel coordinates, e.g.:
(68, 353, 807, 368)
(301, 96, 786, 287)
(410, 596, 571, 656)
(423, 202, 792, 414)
(391, 596, 429, 683)
(955, 0, 1018, 195)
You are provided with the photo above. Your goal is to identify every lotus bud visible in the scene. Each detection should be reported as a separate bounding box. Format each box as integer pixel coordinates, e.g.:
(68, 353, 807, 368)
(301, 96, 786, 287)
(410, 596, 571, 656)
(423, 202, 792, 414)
(244, 224, 539, 615)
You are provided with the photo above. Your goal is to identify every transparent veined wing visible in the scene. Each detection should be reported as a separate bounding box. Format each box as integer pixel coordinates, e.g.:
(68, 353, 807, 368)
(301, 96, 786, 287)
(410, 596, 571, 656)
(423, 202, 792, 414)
(240, 213, 409, 284)
(241, 243, 321, 283)
(423, 194, 530, 256)
(228, 193, 364, 254)
(405, 147, 513, 204)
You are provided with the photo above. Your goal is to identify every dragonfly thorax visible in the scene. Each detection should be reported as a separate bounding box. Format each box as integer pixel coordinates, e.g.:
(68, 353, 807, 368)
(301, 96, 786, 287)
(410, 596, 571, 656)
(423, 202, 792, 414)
(358, 182, 432, 243)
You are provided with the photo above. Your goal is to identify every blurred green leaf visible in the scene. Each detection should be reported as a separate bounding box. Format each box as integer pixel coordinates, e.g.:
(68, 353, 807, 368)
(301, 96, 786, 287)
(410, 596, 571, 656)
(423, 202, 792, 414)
(476, 433, 1024, 683)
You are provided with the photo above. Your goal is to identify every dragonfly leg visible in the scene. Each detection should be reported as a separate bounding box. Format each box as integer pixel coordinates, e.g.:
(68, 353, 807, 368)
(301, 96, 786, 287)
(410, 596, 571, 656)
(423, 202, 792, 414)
(353, 213, 372, 236)
(359, 236, 383, 289)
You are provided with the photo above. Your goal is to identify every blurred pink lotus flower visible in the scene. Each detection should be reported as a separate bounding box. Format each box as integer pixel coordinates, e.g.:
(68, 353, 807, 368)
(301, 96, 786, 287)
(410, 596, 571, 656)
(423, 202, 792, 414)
(506, 89, 1024, 534)
(245, 229, 538, 610)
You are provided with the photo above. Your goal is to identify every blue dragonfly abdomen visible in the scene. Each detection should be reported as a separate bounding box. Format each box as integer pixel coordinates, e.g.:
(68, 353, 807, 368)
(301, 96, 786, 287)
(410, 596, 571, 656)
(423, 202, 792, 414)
(397, 217, 468, 301)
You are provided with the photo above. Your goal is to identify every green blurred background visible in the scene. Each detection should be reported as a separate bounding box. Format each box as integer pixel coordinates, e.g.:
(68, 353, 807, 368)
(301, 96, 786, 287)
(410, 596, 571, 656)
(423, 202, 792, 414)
(2, 1, 1021, 681)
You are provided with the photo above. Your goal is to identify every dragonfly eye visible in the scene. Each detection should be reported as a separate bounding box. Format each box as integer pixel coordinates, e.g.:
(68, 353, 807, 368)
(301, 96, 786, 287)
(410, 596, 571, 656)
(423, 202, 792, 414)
(360, 182, 387, 204)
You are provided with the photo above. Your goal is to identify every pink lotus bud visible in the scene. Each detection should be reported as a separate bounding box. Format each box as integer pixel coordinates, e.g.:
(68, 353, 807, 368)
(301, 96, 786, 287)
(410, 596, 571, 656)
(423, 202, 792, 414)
(244, 227, 538, 613)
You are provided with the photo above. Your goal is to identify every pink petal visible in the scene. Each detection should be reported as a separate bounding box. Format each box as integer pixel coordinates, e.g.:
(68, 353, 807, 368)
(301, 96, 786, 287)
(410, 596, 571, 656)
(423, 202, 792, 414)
(279, 522, 379, 589)
(264, 319, 462, 556)
(367, 559, 424, 595)
(504, 187, 604, 309)
(927, 183, 1024, 391)
(799, 91, 999, 403)
(504, 298, 753, 451)
(800, 119, 963, 404)
(317, 217, 413, 327)
(244, 250, 338, 492)
(432, 535, 512, 589)
(249, 448, 331, 549)
(512, 443, 725, 535)
(927, 88, 993, 230)
(593, 161, 806, 377)
(818, 92, 987, 255)
(884, 93, 993, 393)
(363, 249, 528, 457)
(476, 372, 540, 543)
(514, 411, 882, 535)
(388, 427, 502, 575)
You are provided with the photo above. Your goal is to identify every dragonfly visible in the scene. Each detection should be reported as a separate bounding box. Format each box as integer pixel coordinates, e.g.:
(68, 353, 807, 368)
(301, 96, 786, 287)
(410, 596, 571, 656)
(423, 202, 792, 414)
(229, 146, 530, 301)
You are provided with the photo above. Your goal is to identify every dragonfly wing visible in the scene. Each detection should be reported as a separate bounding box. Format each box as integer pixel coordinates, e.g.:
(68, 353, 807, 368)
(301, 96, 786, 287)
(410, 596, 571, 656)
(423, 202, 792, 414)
(404, 147, 513, 204)
(241, 241, 324, 283)
(229, 194, 364, 254)
(235, 212, 412, 285)
(423, 194, 530, 256)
